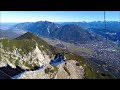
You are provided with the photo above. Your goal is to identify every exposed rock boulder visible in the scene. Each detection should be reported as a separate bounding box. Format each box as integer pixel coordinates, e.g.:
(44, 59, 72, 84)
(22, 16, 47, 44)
(17, 60, 84, 79)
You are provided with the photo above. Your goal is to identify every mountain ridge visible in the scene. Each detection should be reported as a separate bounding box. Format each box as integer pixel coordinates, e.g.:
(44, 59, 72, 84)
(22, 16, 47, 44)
(12, 21, 103, 44)
(12, 21, 120, 43)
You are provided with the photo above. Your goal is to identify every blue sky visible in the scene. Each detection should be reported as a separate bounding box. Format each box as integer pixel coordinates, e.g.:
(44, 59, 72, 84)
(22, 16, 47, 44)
(1, 11, 120, 23)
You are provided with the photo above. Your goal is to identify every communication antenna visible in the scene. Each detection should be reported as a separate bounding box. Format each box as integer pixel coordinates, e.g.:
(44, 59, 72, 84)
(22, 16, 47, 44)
(119, 11, 120, 24)
(118, 11, 120, 47)
(0, 11, 1, 37)
(104, 11, 108, 60)
(104, 11, 107, 46)
(0, 11, 1, 30)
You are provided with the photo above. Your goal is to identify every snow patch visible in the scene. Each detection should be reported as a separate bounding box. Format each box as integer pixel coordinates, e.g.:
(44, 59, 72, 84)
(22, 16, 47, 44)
(47, 28, 50, 34)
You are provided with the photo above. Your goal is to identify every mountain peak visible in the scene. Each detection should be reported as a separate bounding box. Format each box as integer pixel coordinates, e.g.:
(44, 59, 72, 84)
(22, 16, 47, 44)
(61, 24, 82, 31)
(15, 32, 38, 40)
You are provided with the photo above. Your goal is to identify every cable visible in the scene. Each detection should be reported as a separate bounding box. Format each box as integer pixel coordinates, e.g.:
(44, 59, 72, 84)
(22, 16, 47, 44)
(0, 11, 1, 30)
(118, 11, 120, 47)
(104, 11, 107, 46)
(119, 11, 120, 25)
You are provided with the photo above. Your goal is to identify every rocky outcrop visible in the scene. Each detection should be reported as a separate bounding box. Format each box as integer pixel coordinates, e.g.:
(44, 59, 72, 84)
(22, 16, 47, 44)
(0, 41, 51, 70)
(54, 60, 84, 79)
(17, 60, 84, 79)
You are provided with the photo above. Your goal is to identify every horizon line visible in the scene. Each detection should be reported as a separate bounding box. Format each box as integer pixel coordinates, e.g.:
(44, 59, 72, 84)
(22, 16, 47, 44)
(1, 20, 120, 23)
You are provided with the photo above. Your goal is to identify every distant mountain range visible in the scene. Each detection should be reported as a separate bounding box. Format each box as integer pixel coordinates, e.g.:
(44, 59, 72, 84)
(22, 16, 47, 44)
(50, 24, 101, 44)
(0, 29, 26, 39)
(7, 21, 119, 45)
(60, 21, 120, 31)
(1, 23, 19, 30)
(13, 21, 61, 38)
(11, 21, 107, 44)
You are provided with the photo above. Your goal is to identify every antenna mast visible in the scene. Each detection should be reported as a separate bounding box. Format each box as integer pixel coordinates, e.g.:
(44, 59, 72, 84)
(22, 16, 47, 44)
(104, 11, 108, 60)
